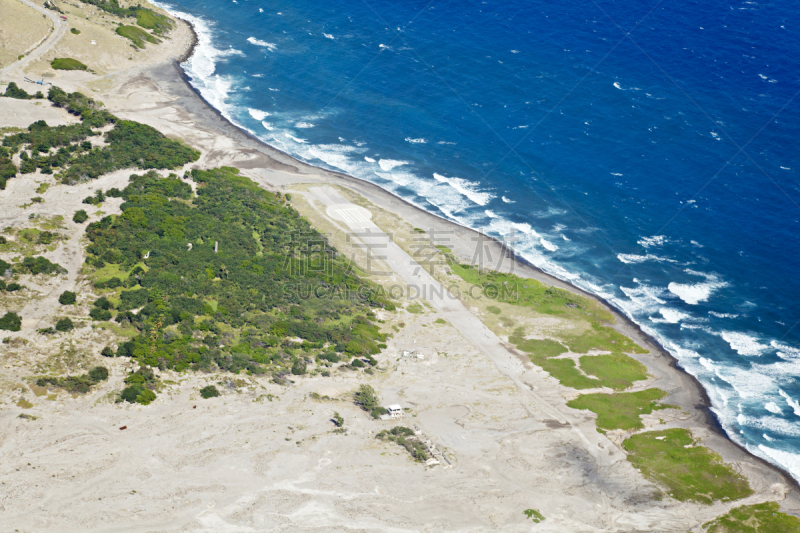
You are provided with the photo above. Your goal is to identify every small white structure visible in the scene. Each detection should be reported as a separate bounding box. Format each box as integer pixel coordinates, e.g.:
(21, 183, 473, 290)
(386, 404, 403, 419)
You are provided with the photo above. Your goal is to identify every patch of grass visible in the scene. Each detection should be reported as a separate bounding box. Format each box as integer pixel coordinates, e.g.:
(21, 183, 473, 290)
(578, 353, 648, 391)
(35, 183, 50, 194)
(487, 305, 502, 314)
(116, 25, 159, 48)
(37, 366, 108, 394)
(17, 398, 34, 408)
(200, 385, 220, 398)
(434, 318, 446, 324)
(511, 329, 647, 391)
(567, 389, 668, 431)
(564, 322, 646, 355)
(407, 303, 423, 314)
(702, 501, 800, 532)
(51, 58, 88, 71)
(134, 8, 173, 34)
(70, 27, 80, 34)
(623, 428, 753, 504)
(523, 509, 545, 523)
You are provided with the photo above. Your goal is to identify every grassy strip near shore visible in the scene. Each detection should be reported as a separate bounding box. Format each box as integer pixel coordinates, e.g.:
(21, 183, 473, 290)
(702, 501, 800, 532)
(509, 328, 648, 390)
(566, 389, 668, 431)
(623, 428, 753, 504)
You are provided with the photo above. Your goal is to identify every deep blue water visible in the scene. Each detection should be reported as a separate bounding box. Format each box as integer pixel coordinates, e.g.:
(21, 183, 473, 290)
(153, 0, 800, 477)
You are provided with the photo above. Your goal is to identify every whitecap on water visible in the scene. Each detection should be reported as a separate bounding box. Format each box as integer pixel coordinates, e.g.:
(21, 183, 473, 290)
(295, 122, 315, 128)
(248, 108, 270, 120)
(432, 173, 494, 206)
(617, 253, 676, 264)
(668, 270, 727, 305)
(324, 33, 334, 39)
(378, 159, 409, 172)
(779, 390, 800, 417)
(765, 402, 782, 414)
(637, 235, 667, 248)
(540, 238, 558, 251)
(405, 137, 426, 144)
(261, 121, 274, 130)
(247, 37, 277, 51)
(650, 307, 691, 324)
(501, 196, 515, 203)
(721, 331, 769, 356)
(757, 445, 800, 481)
(364, 157, 376, 163)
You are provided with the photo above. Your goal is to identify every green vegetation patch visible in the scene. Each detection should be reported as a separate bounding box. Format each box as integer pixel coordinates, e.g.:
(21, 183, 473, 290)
(354, 384, 386, 419)
(37, 366, 108, 393)
(702, 501, 800, 532)
(15, 256, 65, 275)
(71, 27, 81, 34)
(1, 87, 199, 186)
(86, 168, 389, 375)
(510, 329, 647, 390)
(116, 25, 160, 48)
(623, 428, 753, 504)
(119, 366, 157, 405)
(0, 311, 22, 331)
(523, 509, 545, 523)
(51, 58, 88, 71)
(567, 389, 668, 431)
(376, 426, 429, 462)
(134, 8, 173, 33)
(2, 82, 43, 100)
(200, 385, 220, 398)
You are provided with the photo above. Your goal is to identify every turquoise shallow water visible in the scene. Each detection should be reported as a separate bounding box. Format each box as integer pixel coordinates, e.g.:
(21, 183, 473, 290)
(153, 0, 800, 478)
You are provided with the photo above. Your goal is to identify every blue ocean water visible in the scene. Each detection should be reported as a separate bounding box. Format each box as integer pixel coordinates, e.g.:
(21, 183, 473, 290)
(153, 0, 800, 477)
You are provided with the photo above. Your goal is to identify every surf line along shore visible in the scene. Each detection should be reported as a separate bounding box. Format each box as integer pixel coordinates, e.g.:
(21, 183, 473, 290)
(141, 19, 800, 490)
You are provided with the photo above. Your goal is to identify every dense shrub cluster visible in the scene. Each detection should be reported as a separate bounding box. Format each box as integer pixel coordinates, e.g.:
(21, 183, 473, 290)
(37, 366, 108, 393)
(119, 366, 158, 405)
(77, 0, 173, 34)
(376, 426, 429, 462)
(0, 311, 21, 331)
(85, 167, 390, 374)
(2, 82, 43, 100)
(354, 384, 387, 419)
(0, 87, 199, 187)
(16, 256, 66, 275)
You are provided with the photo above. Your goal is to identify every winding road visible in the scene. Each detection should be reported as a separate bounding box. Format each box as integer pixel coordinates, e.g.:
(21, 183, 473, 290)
(0, 0, 66, 77)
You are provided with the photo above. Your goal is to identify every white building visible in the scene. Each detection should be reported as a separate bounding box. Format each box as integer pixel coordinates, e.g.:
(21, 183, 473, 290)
(386, 404, 404, 419)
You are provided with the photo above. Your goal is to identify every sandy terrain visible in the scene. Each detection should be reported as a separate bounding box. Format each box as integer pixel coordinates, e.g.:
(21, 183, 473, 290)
(1, 6, 800, 532)
(0, 0, 53, 69)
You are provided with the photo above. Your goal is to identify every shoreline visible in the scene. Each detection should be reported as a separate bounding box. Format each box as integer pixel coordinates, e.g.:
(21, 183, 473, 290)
(161, 42, 800, 490)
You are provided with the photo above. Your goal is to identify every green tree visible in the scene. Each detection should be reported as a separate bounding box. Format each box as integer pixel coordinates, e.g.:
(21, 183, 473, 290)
(200, 385, 220, 398)
(55, 317, 74, 331)
(59, 290, 77, 305)
(0, 311, 21, 331)
(332, 412, 344, 427)
(291, 359, 307, 375)
(73, 210, 88, 223)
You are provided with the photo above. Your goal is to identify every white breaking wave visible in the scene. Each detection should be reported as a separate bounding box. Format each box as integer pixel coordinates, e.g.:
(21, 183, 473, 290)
(324, 33, 334, 39)
(248, 108, 270, 120)
(650, 307, 691, 324)
(364, 157, 376, 163)
(709, 311, 738, 319)
(247, 37, 277, 51)
(765, 402, 782, 414)
(758, 445, 800, 481)
(485, 210, 497, 218)
(668, 270, 727, 305)
(261, 121, 274, 130)
(617, 253, 677, 264)
(779, 390, 800, 416)
(432, 173, 494, 206)
(295, 122, 315, 128)
(284, 133, 307, 143)
(721, 331, 769, 356)
(501, 196, 515, 203)
(540, 238, 558, 251)
(405, 137, 427, 144)
(378, 159, 409, 172)
(638, 235, 667, 248)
